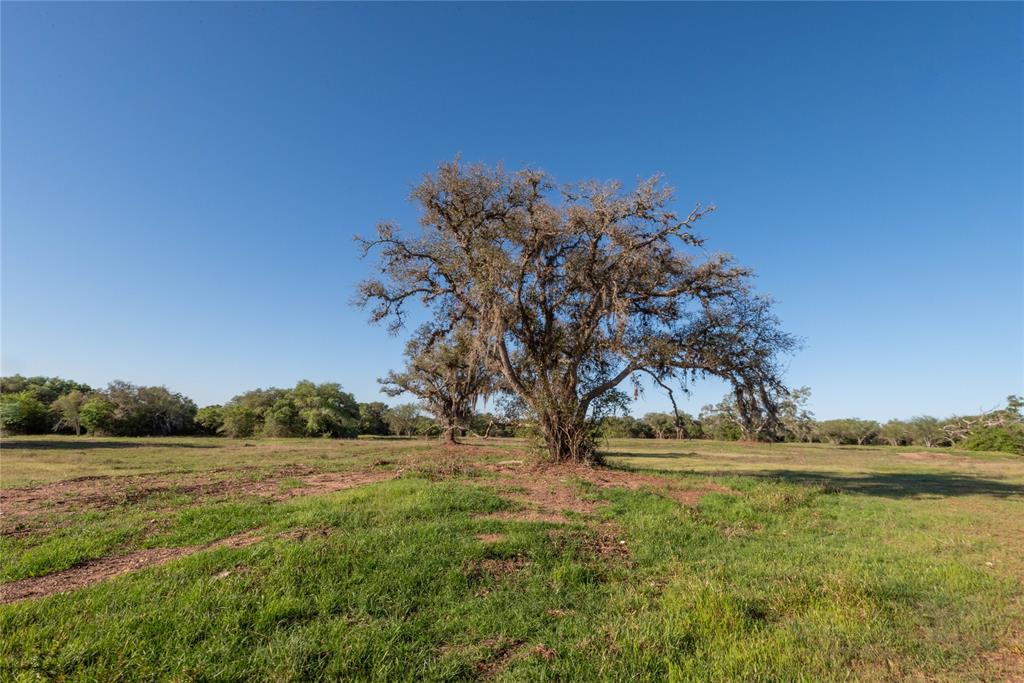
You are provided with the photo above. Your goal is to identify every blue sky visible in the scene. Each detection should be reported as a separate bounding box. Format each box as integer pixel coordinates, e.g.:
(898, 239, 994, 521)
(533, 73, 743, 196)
(2, 2, 1021, 421)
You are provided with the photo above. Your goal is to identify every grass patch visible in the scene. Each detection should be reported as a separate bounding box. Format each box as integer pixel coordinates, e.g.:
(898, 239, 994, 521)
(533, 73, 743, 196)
(1, 438, 1021, 680)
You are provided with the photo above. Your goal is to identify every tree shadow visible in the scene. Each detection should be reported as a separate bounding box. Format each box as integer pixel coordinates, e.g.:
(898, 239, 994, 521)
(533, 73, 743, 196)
(0, 440, 217, 451)
(357, 436, 425, 441)
(602, 450, 1023, 499)
(686, 468, 1022, 499)
(601, 450, 705, 460)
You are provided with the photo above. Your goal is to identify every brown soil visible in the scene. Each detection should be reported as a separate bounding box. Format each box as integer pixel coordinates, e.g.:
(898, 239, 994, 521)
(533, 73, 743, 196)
(285, 471, 394, 498)
(473, 460, 735, 522)
(0, 530, 263, 605)
(899, 451, 953, 462)
(588, 528, 632, 561)
(476, 638, 528, 679)
(0, 467, 394, 534)
(0, 446, 734, 606)
(475, 533, 506, 543)
(472, 555, 531, 578)
(0, 470, 394, 603)
(976, 628, 1024, 682)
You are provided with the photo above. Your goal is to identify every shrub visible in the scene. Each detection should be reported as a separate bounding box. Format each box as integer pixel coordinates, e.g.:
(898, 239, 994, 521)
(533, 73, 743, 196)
(80, 397, 116, 435)
(962, 425, 1024, 455)
(0, 392, 50, 434)
(195, 405, 225, 435)
(221, 406, 259, 438)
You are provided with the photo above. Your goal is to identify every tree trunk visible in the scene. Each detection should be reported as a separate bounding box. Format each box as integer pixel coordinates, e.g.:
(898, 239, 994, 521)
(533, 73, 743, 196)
(539, 411, 593, 463)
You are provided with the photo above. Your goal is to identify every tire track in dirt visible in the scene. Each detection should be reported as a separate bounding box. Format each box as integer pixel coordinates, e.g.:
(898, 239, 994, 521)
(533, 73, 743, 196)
(0, 530, 263, 604)
(0, 471, 397, 603)
(0, 468, 396, 533)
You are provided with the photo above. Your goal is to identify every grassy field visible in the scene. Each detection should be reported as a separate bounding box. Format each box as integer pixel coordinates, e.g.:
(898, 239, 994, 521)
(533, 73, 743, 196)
(1, 436, 1021, 681)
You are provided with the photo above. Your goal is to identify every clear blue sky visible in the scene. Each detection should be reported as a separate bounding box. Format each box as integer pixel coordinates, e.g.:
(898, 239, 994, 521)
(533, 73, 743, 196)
(2, 2, 1021, 421)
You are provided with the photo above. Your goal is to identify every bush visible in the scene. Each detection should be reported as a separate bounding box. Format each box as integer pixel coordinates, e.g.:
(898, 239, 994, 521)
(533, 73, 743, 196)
(221, 406, 259, 438)
(195, 406, 225, 435)
(80, 397, 116, 435)
(0, 392, 50, 434)
(962, 425, 1024, 455)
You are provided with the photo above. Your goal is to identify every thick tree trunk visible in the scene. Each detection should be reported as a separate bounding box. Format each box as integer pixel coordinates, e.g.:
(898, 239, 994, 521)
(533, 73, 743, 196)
(539, 411, 593, 463)
(445, 423, 458, 444)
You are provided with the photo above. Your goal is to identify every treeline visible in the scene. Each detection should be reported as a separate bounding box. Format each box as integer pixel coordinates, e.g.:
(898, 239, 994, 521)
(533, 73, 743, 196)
(1, 375, 1020, 455)
(0, 375, 515, 440)
(598, 390, 1024, 455)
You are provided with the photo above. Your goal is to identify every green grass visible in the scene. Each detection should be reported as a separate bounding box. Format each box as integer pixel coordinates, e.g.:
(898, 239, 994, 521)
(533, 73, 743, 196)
(0, 435, 457, 488)
(1, 436, 1021, 680)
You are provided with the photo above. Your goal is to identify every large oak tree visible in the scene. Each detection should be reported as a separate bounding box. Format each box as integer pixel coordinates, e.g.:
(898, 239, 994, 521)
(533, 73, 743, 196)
(358, 160, 796, 462)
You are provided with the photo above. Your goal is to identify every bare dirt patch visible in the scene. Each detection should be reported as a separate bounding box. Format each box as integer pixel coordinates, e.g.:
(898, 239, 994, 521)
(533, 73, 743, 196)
(546, 525, 632, 564)
(466, 555, 531, 583)
(588, 529, 632, 561)
(575, 466, 737, 504)
(472, 460, 736, 524)
(0, 530, 263, 605)
(285, 471, 394, 498)
(976, 628, 1024, 681)
(477, 509, 572, 523)
(475, 533, 506, 543)
(898, 451, 962, 463)
(476, 638, 528, 679)
(0, 467, 395, 534)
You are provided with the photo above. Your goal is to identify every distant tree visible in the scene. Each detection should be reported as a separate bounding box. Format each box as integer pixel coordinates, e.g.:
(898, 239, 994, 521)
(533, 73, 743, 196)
(816, 419, 879, 446)
(598, 415, 654, 439)
(195, 406, 225, 436)
(221, 406, 260, 438)
(291, 381, 360, 438)
(1, 375, 93, 409)
(878, 420, 912, 447)
(52, 390, 87, 435)
(468, 411, 518, 438)
(906, 416, 948, 447)
(218, 383, 359, 439)
(848, 419, 880, 446)
(942, 395, 1024, 445)
(220, 388, 288, 438)
(414, 415, 440, 438)
(777, 386, 816, 443)
(0, 392, 50, 435)
(699, 399, 743, 441)
(357, 160, 796, 462)
(962, 424, 1024, 455)
(385, 403, 422, 437)
(674, 412, 703, 439)
(380, 326, 496, 443)
(643, 412, 675, 440)
(80, 396, 116, 435)
(261, 397, 303, 438)
(98, 381, 197, 437)
(358, 402, 391, 436)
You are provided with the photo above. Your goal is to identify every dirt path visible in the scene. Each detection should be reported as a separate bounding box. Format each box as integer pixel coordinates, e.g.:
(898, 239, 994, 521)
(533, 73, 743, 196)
(0, 530, 263, 605)
(0, 468, 395, 532)
(0, 471, 397, 603)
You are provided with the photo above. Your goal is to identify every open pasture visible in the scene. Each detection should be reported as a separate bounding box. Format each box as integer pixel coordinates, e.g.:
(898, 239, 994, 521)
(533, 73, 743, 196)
(1, 436, 1021, 681)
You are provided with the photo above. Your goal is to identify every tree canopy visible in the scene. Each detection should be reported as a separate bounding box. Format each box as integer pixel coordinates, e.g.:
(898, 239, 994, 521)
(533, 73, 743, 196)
(358, 160, 797, 461)
(380, 325, 498, 443)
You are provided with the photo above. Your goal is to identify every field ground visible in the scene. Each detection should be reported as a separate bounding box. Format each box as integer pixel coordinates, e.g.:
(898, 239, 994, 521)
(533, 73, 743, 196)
(1, 435, 1021, 681)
